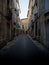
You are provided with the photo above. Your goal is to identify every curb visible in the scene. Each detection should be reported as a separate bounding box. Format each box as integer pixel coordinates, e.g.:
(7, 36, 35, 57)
(27, 35, 49, 52)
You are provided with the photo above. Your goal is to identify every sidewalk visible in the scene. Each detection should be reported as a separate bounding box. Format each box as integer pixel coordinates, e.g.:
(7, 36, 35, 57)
(27, 34, 49, 52)
(0, 42, 7, 49)
(0, 36, 19, 50)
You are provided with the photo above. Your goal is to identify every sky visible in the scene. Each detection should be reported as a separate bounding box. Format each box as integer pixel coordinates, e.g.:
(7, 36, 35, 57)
(19, 0, 29, 19)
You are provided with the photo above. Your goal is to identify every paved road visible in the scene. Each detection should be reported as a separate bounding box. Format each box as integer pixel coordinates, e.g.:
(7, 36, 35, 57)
(0, 35, 49, 63)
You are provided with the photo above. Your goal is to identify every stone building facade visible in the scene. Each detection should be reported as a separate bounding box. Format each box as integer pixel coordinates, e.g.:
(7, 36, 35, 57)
(27, 0, 38, 38)
(20, 18, 29, 33)
(27, 0, 33, 35)
(43, 0, 49, 48)
(0, 0, 20, 46)
(36, 0, 49, 48)
(0, 0, 12, 44)
(12, 0, 20, 37)
(28, 0, 49, 49)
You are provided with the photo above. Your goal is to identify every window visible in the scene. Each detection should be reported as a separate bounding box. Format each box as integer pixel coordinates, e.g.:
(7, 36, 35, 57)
(5, 0, 12, 21)
(34, 13, 38, 20)
(35, 22, 37, 36)
(0, 14, 1, 23)
(35, 0, 37, 6)
(14, 22, 16, 25)
(44, 0, 49, 13)
(31, 6, 33, 14)
(22, 25, 24, 29)
(31, 20, 34, 29)
(47, 19, 49, 24)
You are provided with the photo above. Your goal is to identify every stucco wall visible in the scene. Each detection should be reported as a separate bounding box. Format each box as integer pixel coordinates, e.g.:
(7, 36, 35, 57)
(20, 18, 29, 31)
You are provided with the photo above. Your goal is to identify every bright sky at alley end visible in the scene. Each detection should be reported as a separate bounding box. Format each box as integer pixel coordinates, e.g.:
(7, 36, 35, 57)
(19, 0, 29, 19)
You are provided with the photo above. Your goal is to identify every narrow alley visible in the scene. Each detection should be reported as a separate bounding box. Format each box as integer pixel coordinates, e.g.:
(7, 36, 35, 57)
(0, 35, 49, 63)
(0, 0, 49, 63)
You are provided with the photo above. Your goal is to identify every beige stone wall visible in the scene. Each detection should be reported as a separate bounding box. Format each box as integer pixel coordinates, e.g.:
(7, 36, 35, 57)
(0, 0, 12, 43)
(27, 0, 49, 45)
(39, 0, 46, 44)
(12, 0, 20, 37)
(20, 18, 29, 31)
(27, 0, 38, 37)
(0, 0, 20, 45)
(0, 0, 7, 43)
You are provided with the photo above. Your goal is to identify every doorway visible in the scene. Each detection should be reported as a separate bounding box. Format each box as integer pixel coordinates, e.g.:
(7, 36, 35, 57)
(45, 19, 49, 48)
